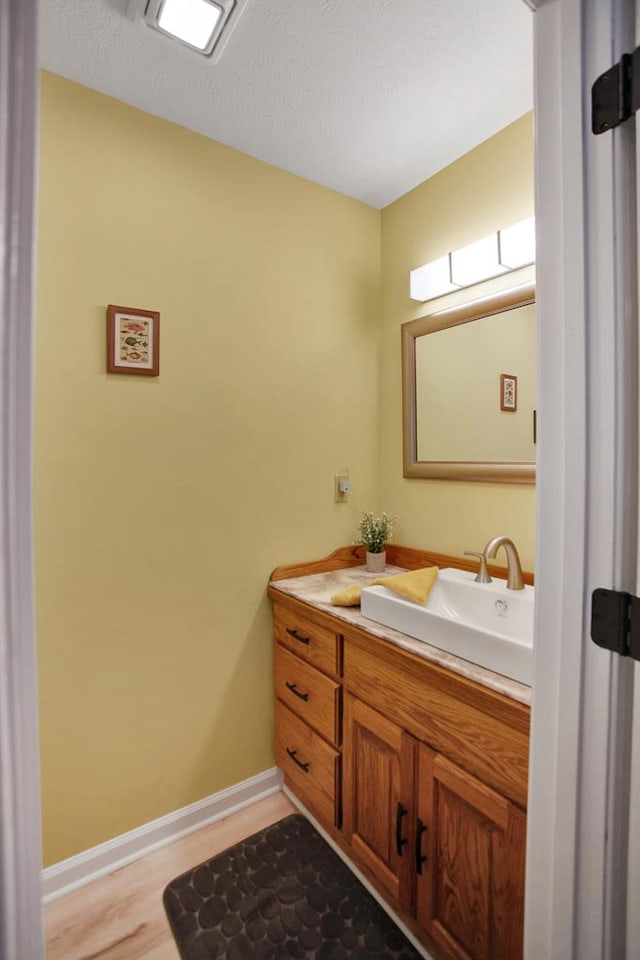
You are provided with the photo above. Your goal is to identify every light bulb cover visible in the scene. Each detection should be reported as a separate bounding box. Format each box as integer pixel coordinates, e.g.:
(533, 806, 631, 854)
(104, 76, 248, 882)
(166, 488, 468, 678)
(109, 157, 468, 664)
(410, 254, 461, 302)
(499, 217, 536, 269)
(450, 233, 508, 288)
(144, 0, 236, 57)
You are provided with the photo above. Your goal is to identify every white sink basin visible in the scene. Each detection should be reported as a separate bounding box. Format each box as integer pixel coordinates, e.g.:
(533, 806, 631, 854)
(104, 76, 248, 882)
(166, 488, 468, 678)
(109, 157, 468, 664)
(360, 567, 534, 685)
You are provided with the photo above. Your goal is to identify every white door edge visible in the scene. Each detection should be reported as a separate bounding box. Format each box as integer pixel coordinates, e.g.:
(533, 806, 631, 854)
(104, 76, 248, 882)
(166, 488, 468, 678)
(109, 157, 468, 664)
(0, 2, 44, 959)
(528, 0, 637, 957)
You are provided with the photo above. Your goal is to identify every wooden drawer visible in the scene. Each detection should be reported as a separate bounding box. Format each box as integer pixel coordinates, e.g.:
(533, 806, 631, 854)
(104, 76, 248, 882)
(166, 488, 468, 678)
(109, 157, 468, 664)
(343, 632, 529, 808)
(275, 643, 341, 745)
(275, 700, 340, 827)
(274, 604, 339, 676)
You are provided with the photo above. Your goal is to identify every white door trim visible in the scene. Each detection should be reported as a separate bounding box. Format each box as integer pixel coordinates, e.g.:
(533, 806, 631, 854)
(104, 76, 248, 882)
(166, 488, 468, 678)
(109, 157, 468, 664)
(0, 2, 44, 958)
(629, 5, 640, 946)
(528, 0, 637, 957)
(526, 3, 587, 953)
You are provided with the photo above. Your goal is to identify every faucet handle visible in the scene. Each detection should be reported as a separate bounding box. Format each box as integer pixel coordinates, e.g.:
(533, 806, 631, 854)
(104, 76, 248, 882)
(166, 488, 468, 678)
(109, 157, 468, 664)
(464, 550, 493, 584)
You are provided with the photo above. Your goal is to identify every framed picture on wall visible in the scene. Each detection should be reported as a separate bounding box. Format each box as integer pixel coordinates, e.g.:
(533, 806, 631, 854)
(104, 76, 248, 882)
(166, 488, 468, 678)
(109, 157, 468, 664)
(500, 373, 517, 412)
(106, 305, 160, 377)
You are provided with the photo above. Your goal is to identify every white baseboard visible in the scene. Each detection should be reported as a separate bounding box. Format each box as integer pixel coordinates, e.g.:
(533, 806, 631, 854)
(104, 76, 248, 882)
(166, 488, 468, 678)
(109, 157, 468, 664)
(42, 767, 283, 904)
(282, 785, 433, 960)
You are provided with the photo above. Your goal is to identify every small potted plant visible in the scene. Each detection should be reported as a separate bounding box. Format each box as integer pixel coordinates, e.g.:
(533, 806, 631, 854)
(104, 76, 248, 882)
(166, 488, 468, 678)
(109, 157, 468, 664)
(357, 511, 397, 573)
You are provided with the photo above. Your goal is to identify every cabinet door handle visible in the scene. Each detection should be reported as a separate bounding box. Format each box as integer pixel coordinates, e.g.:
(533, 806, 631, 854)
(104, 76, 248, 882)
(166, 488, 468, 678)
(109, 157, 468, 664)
(415, 818, 428, 875)
(285, 681, 309, 702)
(396, 802, 408, 856)
(286, 748, 310, 772)
(286, 627, 310, 646)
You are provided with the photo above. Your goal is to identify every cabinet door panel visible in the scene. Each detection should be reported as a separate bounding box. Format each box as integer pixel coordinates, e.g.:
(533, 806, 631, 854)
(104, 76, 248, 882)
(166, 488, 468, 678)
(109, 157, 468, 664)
(416, 744, 525, 960)
(343, 694, 415, 908)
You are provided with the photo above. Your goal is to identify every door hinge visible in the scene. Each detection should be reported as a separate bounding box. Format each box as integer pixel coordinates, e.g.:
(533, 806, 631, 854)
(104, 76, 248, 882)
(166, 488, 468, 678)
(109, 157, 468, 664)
(591, 588, 640, 660)
(592, 47, 640, 134)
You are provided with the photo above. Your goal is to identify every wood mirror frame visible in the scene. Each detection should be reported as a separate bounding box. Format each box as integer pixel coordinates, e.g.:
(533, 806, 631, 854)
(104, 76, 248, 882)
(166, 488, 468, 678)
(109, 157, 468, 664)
(402, 282, 536, 483)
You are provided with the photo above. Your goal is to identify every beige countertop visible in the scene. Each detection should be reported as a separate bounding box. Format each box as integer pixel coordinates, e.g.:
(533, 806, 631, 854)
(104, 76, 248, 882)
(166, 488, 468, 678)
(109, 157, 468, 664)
(269, 564, 532, 707)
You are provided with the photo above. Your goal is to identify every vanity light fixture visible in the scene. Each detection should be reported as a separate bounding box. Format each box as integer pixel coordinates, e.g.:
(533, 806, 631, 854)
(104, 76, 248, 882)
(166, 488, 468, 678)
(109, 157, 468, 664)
(450, 233, 508, 288)
(409, 254, 461, 302)
(499, 217, 536, 270)
(409, 216, 536, 303)
(144, 0, 242, 58)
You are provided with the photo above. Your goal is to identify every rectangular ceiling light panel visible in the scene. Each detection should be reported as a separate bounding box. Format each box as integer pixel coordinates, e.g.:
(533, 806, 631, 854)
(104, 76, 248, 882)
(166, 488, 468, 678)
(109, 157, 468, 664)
(145, 0, 235, 56)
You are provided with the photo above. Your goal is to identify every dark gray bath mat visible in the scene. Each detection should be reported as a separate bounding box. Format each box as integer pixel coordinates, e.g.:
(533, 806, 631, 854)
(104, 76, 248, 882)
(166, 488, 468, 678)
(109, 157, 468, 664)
(163, 813, 421, 959)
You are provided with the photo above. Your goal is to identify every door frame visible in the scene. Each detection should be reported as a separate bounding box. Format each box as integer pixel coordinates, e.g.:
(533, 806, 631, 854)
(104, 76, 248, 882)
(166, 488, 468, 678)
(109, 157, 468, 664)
(527, 0, 637, 956)
(0, 0, 635, 957)
(0, 2, 44, 958)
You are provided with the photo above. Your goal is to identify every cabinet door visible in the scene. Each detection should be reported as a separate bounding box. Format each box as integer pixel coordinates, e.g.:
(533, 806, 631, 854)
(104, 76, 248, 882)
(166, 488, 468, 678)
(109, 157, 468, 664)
(342, 694, 415, 909)
(416, 744, 526, 960)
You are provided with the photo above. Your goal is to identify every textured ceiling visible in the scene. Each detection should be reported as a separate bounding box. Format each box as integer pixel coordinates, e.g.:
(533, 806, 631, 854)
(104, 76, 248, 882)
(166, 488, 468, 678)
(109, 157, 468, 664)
(39, 0, 533, 208)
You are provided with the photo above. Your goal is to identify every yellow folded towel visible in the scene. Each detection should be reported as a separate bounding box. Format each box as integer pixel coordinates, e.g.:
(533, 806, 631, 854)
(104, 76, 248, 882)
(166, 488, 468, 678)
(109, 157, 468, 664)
(330, 567, 439, 607)
(369, 566, 439, 605)
(330, 584, 364, 607)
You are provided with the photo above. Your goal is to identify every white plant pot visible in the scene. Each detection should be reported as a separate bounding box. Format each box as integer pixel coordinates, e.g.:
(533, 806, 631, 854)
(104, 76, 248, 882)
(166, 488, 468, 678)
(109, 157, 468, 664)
(365, 550, 386, 574)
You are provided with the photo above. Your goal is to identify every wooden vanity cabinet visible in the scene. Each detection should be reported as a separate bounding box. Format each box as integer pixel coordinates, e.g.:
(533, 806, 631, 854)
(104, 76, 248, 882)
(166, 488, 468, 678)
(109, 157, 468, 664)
(341, 690, 527, 960)
(342, 694, 416, 910)
(275, 643, 340, 745)
(270, 569, 530, 960)
(340, 627, 528, 960)
(415, 744, 526, 960)
(272, 596, 343, 828)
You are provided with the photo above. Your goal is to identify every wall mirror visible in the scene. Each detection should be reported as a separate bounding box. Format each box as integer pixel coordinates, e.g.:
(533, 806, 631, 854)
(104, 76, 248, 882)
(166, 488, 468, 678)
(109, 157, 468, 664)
(402, 282, 536, 483)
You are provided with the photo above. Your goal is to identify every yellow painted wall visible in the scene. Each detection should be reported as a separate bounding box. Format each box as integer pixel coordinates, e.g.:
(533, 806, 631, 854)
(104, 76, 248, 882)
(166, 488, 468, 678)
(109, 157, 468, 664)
(379, 114, 536, 570)
(35, 72, 380, 865)
(36, 76, 535, 865)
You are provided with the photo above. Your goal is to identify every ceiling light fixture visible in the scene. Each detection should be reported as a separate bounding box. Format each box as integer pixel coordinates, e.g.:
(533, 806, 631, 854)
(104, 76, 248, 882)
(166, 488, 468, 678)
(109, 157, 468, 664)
(409, 217, 536, 303)
(157, 0, 222, 50)
(144, 0, 243, 58)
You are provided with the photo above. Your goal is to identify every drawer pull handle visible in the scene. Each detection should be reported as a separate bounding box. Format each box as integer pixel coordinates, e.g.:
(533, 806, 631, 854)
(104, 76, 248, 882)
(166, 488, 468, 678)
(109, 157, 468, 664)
(286, 627, 310, 646)
(285, 681, 309, 702)
(415, 818, 428, 875)
(286, 748, 310, 772)
(396, 802, 408, 856)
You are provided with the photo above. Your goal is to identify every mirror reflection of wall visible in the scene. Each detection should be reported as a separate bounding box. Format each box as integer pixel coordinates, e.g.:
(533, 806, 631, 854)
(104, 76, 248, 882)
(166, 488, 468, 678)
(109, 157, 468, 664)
(415, 303, 536, 463)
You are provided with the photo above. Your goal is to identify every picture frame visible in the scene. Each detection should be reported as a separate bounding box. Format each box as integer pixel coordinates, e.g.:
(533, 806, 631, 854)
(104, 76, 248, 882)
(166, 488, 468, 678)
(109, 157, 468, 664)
(106, 305, 160, 376)
(500, 373, 517, 412)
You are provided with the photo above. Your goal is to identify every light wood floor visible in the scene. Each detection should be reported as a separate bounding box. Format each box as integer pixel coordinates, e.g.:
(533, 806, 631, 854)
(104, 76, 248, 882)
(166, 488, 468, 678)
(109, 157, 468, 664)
(45, 791, 296, 960)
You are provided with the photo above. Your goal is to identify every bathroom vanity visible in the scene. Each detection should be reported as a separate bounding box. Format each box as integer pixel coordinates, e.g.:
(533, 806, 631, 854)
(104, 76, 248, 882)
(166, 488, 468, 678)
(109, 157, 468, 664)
(268, 545, 532, 960)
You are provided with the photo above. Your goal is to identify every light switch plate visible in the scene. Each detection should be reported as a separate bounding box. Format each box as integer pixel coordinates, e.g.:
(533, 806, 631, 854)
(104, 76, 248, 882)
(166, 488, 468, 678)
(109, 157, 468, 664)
(334, 475, 349, 503)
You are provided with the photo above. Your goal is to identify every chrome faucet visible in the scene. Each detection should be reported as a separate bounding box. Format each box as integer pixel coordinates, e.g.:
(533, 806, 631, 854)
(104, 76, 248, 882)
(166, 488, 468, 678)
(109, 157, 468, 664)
(483, 535, 525, 590)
